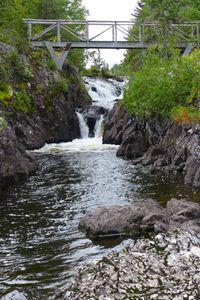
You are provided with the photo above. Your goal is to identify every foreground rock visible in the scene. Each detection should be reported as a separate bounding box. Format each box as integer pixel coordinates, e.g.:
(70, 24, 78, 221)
(79, 198, 200, 239)
(0, 125, 37, 190)
(103, 102, 200, 190)
(62, 230, 200, 300)
(1, 290, 27, 300)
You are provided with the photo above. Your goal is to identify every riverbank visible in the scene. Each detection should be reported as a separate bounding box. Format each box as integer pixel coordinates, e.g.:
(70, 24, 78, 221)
(60, 198, 200, 298)
(62, 229, 200, 300)
(0, 42, 91, 192)
(103, 102, 200, 191)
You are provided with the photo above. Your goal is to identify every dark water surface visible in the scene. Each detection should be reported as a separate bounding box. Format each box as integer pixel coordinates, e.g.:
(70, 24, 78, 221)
(0, 148, 199, 299)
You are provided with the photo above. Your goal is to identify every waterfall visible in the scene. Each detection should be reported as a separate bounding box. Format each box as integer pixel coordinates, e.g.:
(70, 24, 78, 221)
(76, 112, 89, 138)
(75, 77, 124, 139)
(83, 77, 124, 110)
(94, 115, 104, 138)
(36, 77, 123, 152)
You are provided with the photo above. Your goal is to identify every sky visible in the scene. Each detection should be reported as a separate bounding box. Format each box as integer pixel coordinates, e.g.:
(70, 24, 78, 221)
(82, 0, 139, 67)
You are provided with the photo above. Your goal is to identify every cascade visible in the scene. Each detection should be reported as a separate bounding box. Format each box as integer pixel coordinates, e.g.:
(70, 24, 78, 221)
(84, 77, 124, 110)
(76, 77, 124, 139)
(94, 115, 104, 138)
(76, 112, 89, 138)
(37, 77, 123, 152)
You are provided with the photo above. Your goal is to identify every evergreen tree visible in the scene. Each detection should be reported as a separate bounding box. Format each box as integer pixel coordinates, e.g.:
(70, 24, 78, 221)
(0, 0, 88, 68)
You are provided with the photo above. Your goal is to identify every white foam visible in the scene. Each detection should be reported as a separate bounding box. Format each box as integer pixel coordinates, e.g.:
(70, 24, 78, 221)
(34, 138, 118, 154)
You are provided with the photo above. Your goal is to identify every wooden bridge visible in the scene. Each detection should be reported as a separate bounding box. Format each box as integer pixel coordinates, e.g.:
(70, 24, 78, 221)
(23, 19, 200, 69)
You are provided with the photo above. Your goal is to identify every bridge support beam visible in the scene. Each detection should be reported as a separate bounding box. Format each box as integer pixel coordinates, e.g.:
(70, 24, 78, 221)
(45, 42, 72, 71)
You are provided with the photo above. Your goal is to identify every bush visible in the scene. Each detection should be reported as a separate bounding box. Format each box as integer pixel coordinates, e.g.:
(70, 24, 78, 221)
(8, 51, 33, 82)
(46, 58, 57, 71)
(0, 115, 7, 131)
(53, 77, 69, 94)
(0, 82, 13, 106)
(12, 91, 34, 113)
(123, 49, 200, 120)
(171, 106, 200, 125)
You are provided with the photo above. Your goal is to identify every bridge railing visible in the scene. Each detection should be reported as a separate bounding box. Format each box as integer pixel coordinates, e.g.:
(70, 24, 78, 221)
(23, 19, 200, 49)
(23, 19, 135, 44)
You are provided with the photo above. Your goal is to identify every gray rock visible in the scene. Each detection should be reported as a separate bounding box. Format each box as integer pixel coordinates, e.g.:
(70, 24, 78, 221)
(103, 101, 200, 190)
(167, 198, 200, 232)
(63, 230, 200, 300)
(1, 290, 27, 300)
(0, 45, 91, 190)
(79, 199, 164, 239)
(103, 103, 129, 145)
(79, 198, 200, 240)
(82, 105, 106, 137)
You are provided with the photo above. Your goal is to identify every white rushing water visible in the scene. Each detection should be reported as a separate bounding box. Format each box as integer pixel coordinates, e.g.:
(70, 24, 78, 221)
(35, 77, 123, 153)
(76, 112, 89, 139)
(83, 77, 125, 110)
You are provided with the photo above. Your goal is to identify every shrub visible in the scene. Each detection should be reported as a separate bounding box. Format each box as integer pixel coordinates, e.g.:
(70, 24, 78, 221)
(123, 48, 200, 120)
(53, 77, 69, 94)
(171, 106, 200, 125)
(0, 115, 7, 131)
(12, 91, 34, 113)
(0, 82, 13, 106)
(8, 51, 33, 82)
(46, 58, 57, 71)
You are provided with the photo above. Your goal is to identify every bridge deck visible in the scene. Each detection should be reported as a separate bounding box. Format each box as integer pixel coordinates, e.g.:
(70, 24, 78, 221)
(30, 41, 191, 49)
(24, 19, 200, 50)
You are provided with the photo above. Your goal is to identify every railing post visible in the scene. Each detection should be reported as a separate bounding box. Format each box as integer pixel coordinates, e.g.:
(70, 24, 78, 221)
(114, 21, 117, 43)
(139, 24, 145, 42)
(112, 24, 115, 42)
(140, 23, 145, 43)
(28, 22, 32, 41)
(86, 22, 89, 43)
(57, 21, 61, 43)
(197, 23, 200, 48)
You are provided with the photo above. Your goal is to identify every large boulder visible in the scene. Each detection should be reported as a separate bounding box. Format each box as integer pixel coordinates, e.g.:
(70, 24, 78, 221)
(103, 103, 129, 145)
(79, 199, 166, 239)
(79, 198, 200, 239)
(167, 198, 200, 233)
(0, 125, 37, 193)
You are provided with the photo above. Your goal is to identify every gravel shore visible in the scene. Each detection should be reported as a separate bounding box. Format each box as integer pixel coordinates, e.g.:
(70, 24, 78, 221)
(61, 230, 200, 300)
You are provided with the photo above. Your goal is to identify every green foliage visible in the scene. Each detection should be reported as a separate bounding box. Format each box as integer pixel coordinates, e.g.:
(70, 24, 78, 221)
(82, 66, 112, 78)
(0, 0, 27, 47)
(0, 0, 88, 68)
(46, 58, 57, 71)
(12, 90, 34, 113)
(0, 64, 8, 82)
(0, 115, 7, 131)
(7, 51, 33, 82)
(111, 63, 125, 77)
(53, 77, 69, 94)
(124, 0, 200, 72)
(45, 76, 69, 112)
(171, 106, 200, 125)
(123, 49, 200, 120)
(0, 82, 13, 106)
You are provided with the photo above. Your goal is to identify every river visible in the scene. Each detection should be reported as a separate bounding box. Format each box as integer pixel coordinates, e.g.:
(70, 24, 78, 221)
(0, 78, 199, 300)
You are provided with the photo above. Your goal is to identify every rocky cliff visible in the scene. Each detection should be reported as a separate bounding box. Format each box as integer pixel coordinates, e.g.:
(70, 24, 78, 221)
(0, 42, 91, 191)
(103, 102, 200, 191)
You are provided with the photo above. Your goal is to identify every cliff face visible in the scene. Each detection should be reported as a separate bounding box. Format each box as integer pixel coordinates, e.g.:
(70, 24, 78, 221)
(0, 43, 91, 190)
(103, 102, 200, 191)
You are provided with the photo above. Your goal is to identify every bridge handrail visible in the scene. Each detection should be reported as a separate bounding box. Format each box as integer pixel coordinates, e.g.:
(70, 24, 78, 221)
(23, 19, 200, 48)
(23, 19, 135, 25)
